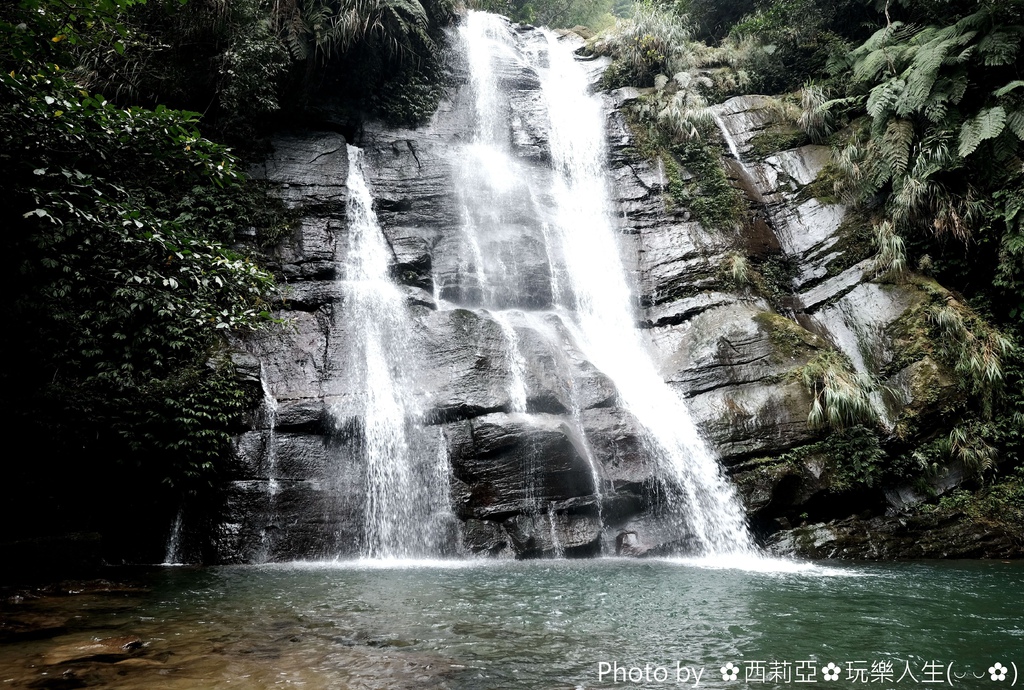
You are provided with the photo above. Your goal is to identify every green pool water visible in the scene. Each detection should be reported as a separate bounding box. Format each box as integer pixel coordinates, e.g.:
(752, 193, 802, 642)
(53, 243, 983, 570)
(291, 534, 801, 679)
(1, 557, 1021, 689)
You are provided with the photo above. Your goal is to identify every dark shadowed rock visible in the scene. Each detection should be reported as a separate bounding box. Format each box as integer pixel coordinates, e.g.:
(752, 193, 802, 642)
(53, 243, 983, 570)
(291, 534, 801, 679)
(445, 413, 596, 520)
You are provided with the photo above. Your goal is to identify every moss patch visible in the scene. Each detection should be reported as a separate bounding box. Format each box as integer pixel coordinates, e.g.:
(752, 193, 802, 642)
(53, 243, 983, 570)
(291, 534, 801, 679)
(797, 160, 845, 205)
(748, 124, 810, 159)
(819, 209, 876, 278)
(623, 104, 745, 230)
(672, 132, 746, 229)
(918, 469, 1024, 537)
(752, 254, 799, 303)
(753, 311, 827, 362)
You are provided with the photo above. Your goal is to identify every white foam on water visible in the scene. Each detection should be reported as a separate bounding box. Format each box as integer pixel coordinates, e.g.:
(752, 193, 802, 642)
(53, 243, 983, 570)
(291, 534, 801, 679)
(660, 554, 869, 577)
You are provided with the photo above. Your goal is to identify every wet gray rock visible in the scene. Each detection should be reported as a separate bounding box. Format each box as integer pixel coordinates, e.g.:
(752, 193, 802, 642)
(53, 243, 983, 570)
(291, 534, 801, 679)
(461, 518, 509, 556)
(445, 413, 596, 519)
(502, 511, 602, 558)
(253, 133, 349, 210)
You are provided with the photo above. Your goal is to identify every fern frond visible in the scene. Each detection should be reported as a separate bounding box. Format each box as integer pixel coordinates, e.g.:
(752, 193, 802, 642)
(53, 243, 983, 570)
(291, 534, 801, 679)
(853, 48, 893, 82)
(898, 42, 948, 114)
(978, 29, 1022, 67)
(995, 80, 1024, 98)
(1006, 110, 1024, 141)
(881, 119, 914, 175)
(959, 106, 1007, 157)
(867, 78, 905, 119)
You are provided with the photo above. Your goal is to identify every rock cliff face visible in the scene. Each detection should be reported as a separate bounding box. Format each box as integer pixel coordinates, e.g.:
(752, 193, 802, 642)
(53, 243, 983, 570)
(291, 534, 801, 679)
(189, 17, 1011, 563)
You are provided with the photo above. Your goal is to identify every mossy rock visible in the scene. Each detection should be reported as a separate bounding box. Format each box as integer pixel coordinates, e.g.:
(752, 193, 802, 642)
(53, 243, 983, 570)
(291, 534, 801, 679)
(748, 124, 810, 159)
(753, 311, 828, 363)
(888, 356, 964, 437)
(795, 160, 845, 205)
(733, 460, 801, 513)
(621, 104, 744, 229)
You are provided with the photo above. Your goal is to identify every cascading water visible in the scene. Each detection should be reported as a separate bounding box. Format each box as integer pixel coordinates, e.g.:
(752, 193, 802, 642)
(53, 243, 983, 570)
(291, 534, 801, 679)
(540, 29, 754, 555)
(337, 146, 452, 559)
(493, 311, 529, 413)
(259, 365, 280, 495)
(257, 365, 279, 562)
(163, 507, 184, 565)
(456, 13, 754, 556)
(454, 13, 608, 539)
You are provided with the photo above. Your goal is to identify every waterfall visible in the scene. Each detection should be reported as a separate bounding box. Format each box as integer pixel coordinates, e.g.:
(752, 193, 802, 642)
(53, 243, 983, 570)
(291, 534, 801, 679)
(257, 365, 279, 562)
(163, 506, 184, 565)
(337, 145, 451, 559)
(456, 13, 753, 556)
(493, 310, 529, 413)
(259, 365, 280, 496)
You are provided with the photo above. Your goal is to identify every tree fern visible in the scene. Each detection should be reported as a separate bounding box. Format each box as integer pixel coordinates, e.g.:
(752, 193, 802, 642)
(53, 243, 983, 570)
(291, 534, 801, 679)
(852, 47, 893, 82)
(898, 41, 945, 114)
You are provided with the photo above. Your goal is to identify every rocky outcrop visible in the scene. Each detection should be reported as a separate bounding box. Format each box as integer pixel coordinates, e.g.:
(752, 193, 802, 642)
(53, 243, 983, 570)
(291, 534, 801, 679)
(698, 96, 997, 555)
(190, 21, 1010, 564)
(766, 513, 1022, 560)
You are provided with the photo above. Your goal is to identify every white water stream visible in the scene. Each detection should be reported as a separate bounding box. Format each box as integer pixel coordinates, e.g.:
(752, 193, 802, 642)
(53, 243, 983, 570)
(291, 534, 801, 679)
(340, 146, 451, 558)
(455, 13, 754, 555)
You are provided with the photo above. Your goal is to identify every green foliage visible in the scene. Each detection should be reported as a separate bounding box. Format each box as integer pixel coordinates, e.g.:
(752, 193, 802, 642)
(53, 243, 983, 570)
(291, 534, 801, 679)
(1, 59, 276, 486)
(164, 181, 298, 250)
(796, 83, 857, 143)
(281, 0, 453, 65)
(670, 128, 746, 229)
(672, 0, 754, 43)
(747, 123, 809, 158)
(795, 349, 879, 430)
(0, 0, 149, 69)
(871, 219, 908, 276)
(621, 105, 743, 229)
(827, 10, 1024, 244)
(931, 466, 1024, 533)
(927, 298, 1013, 400)
(16, 0, 456, 137)
(722, 251, 751, 287)
(774, 425, 887, 493)
(753, 311, 826, 360)
(726, 0, 871, 94)
(596, 1, 695, 88)
(470, 0, 612, 28)
(822, 426, 885, 491)
(595, 2, 754, 94)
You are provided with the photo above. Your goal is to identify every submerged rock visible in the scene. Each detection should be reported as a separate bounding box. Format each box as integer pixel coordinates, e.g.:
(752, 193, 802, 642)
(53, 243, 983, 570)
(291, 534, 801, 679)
(43, 636, 145, 666)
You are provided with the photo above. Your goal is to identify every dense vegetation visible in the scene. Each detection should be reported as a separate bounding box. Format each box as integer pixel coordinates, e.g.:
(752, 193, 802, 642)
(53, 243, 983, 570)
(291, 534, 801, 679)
(0, 0, 453, 561)
(592, 0, 1023, 532)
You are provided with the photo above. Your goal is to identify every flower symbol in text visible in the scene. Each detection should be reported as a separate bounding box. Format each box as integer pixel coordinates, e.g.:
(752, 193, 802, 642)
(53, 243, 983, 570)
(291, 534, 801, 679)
(989, 663, 1007, 681)
(822, 663, 841, 681)
(720, 662, 739, 681)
